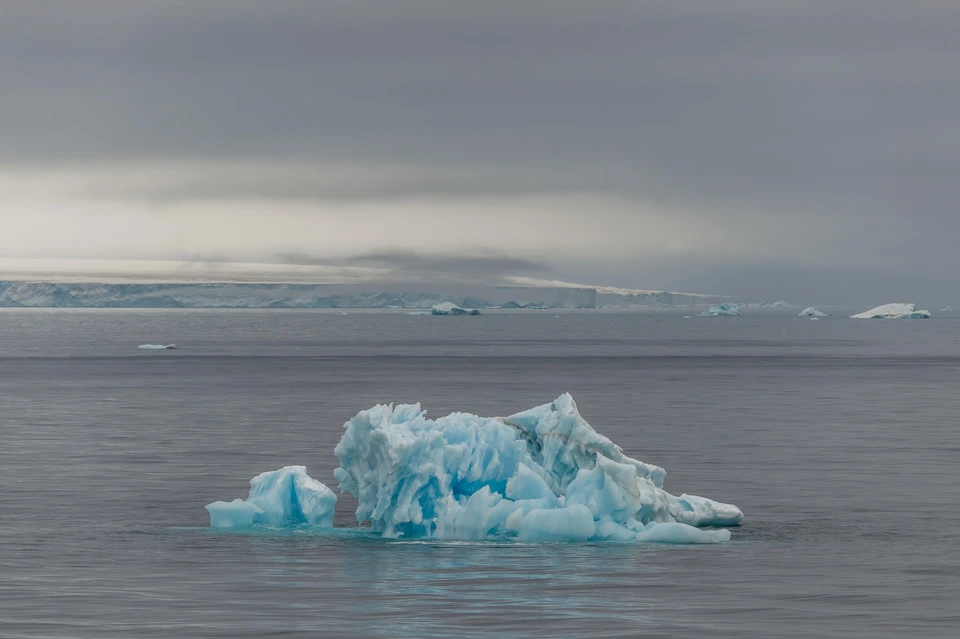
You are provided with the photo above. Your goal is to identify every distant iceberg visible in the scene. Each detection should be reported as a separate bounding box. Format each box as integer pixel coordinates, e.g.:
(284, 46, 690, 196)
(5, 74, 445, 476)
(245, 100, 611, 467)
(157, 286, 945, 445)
(206, 466, 336, 529)
(431, 302, 481, 316)
(333, 394, 741, 543)
(699, 303, 741, 317)
(850, 303, 931, 319)
(137, 344, 177, 350)
(742, 300, 791, 308)
(797, 307, 828, 317)
(942, 306, 953, 312)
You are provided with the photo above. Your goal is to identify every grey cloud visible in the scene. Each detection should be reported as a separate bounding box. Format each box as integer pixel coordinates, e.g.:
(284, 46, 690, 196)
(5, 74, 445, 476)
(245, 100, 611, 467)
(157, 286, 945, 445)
(278, 250, 554, 279)
(339, 251, 553, 277)
(1, 1, 959, 300)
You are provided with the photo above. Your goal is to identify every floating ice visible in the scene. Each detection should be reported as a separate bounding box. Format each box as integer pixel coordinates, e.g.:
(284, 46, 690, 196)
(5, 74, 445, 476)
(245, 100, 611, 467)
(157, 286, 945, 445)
(798, 307, 828, 317)
(333, 394, 741, 543)
(431, 302, 481, 316)
(850, 303, 931, 319)
(942, 306, 953, 312)
(206, 466, 336, 529)
(137, 344, 177, 350)
(699, 303, 741, 317)
(770, 300, 791, 308)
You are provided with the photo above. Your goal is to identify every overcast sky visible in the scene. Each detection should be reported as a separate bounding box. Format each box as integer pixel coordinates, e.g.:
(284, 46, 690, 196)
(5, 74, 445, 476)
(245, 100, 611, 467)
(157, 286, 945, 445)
(1, 1, 958, 303)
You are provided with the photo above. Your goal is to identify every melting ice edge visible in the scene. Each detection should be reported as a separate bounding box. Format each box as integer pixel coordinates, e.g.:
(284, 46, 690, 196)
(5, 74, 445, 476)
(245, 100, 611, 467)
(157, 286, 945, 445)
(206, 394, 743, 544)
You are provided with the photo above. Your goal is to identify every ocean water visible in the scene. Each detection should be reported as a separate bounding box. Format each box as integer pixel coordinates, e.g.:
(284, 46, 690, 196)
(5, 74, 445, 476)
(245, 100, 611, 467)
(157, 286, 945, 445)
(1, 308, 959, 638)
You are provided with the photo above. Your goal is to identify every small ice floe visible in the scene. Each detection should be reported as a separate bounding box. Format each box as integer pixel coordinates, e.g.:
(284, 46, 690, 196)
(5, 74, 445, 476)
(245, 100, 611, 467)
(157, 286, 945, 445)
(206, 466, 336, 529)
(137, 344, 177, 350)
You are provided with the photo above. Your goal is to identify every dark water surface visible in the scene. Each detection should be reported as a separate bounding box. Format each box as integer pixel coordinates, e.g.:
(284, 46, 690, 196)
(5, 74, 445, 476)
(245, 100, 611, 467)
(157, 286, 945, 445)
(1, 309, 958, 638)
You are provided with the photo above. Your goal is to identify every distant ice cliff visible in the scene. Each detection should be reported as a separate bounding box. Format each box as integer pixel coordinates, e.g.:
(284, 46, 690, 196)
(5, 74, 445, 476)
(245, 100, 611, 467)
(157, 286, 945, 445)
(0, 280, 733, 310)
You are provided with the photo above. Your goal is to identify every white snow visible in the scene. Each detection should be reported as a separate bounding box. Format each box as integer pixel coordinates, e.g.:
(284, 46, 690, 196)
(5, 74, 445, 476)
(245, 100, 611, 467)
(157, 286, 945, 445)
(850, 303, 931, 319)
(332, 394, 741, 543)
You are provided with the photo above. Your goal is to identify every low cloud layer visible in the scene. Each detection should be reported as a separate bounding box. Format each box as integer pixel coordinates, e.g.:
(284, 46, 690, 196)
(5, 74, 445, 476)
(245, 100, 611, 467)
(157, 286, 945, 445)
(1, 1, 958, 303)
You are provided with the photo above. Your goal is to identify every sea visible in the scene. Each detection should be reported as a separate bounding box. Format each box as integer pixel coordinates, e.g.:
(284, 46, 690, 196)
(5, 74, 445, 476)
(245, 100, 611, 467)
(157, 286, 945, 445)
(1, 308, 958, 638)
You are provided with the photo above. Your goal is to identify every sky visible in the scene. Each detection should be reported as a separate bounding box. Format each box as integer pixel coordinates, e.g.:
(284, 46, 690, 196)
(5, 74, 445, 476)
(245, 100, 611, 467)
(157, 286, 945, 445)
(1, 0, 958, 303)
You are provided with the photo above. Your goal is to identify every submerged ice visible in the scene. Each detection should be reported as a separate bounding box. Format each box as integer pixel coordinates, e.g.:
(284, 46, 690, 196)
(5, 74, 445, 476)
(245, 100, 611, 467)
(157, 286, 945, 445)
(333, 394, 741, 543)
(206, 466, 336, 529)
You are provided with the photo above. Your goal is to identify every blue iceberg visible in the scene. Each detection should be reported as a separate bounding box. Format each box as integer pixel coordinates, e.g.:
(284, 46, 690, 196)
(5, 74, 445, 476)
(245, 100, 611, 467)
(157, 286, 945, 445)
(699, 303, 741, 317)
(206, 466, 336, 529)
(431, 302, 481, 315)
(333, 394, 741, 543)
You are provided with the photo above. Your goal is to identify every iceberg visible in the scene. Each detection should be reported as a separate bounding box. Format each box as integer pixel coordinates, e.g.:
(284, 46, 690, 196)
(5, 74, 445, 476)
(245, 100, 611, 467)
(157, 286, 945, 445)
(770, 300, 791, 308)
(850, 303, 931, 319)
(699, 303, 741, 317)
(137, 344, 177, 350)
(205, 466, 336, 529)
(942, 306, 953, 312)
(333, 394, 741, 543)
(797, 307, 828, 317)
(431, 302, 481, 316)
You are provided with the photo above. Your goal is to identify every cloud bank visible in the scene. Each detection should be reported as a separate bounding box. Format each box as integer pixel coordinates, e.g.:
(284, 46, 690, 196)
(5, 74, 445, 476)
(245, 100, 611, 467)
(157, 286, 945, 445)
(1, 1, 958, 302)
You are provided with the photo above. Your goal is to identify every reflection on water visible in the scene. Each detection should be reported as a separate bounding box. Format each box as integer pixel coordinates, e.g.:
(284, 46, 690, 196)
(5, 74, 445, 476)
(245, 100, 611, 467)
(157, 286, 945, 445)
(169, 528, 693, 638)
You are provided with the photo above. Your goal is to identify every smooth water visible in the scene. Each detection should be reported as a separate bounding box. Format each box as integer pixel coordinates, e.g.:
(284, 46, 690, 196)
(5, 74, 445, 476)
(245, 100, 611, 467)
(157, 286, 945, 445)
(1, 309, 958, 638)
